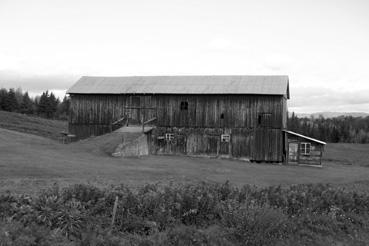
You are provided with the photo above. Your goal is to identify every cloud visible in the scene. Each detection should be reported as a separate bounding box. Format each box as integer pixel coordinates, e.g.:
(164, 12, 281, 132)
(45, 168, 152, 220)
(263, 53, 295, 71)
(207, 38, 244, 51)
(289, 86, 369, 113)
(0, 70, 78, 92)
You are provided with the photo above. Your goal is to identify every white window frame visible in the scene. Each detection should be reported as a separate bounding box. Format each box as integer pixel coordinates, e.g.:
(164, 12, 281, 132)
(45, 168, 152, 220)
(300, 142, 311, 155)
(221, 134, 230, 142)
(165, 133, 174, 141)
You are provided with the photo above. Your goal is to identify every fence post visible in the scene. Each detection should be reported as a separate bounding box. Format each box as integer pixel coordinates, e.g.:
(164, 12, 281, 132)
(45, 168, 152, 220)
(111, 196, 119, 229)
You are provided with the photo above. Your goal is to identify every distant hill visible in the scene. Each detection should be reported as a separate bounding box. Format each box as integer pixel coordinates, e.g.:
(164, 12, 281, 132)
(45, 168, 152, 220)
(0, 110, 67, 140)
(292, 112, 369, 119)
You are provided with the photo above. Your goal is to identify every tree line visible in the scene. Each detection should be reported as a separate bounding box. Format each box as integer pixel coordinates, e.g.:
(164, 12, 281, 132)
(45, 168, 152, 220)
(0, 87, 70, 120)
(288, 112, 369, 144)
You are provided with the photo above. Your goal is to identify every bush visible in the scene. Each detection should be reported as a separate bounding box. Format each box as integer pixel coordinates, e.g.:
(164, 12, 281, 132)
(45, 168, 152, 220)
(1, 182, 369, 245)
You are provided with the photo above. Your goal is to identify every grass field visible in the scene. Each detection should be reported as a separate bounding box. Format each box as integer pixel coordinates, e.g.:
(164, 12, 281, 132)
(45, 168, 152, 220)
(0, 110, 67, 140)
(2, 112, 369, 245)
(324, 143, 369, 167)
(1, 124, 369, 194)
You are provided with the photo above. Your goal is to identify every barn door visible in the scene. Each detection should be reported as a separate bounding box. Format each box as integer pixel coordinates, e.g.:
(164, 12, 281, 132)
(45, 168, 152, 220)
(205, 135, 218, 156)
(127, 96, 141, 124)
(219, 134, 230, 156)
(253, 128, 268, 161)
(288, 142, 298, 163)
(176, 134, 187, 154)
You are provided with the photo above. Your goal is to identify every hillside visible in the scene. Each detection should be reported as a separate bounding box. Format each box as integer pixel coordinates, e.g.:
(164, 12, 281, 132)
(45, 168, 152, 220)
(294, 111, 369, 118)
(2, 127, 369, 195)
(0, 110, 67, 140)
(324, 143, 369, 167)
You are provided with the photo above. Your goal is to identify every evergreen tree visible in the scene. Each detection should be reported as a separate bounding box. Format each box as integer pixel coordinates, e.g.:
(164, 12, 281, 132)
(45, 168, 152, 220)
(37, 91, 49, 117)
(3, 88, 19, 112)
(36, 90, 59, 118)
(20, 92, 35, 114)
(0, 88, 8, 110)
(48, 92, 58, 118)
(57, 95, 70, 120)
(14, 87, 23, 106)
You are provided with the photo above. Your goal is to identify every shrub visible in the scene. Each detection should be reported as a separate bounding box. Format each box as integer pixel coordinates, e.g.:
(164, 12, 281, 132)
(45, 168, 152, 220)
(1, 182, 369, 245)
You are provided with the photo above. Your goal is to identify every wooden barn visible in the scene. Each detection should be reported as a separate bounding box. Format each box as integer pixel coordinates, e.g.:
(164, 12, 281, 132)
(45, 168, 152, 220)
(67, 75, 292, 162)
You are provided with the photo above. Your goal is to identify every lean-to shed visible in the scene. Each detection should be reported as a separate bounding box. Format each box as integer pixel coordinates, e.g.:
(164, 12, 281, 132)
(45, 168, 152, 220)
(284, 130, 326, 165)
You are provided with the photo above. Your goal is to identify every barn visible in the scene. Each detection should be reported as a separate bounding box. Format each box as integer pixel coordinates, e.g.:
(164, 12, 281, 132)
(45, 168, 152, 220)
(67, 75, 291, 162)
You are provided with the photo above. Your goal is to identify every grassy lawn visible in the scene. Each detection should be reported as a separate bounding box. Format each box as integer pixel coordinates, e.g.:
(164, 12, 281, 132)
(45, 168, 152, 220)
(2, 116, 369, 245)
(1, 126, 369, 194)
(0, 110, 67, 140)
(324, 142, 369, 166)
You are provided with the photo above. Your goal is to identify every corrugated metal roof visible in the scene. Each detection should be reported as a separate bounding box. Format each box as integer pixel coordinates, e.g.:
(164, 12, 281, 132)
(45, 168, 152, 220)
(283, 130, 326, 145)
(67, 75, 289, 98)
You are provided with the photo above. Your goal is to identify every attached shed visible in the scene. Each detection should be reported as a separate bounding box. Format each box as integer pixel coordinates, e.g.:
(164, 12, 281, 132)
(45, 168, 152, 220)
(284, 130, 326, 166)
(67, 75, 290, 162)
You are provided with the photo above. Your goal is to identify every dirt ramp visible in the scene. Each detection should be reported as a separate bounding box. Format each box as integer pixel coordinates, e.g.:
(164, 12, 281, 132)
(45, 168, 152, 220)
(71, 127, 149, 157)
(112, 134, 149, 157)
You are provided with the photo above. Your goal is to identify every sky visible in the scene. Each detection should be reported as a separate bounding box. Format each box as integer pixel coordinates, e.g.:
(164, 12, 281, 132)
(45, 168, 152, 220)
(0, 0, 368, 113)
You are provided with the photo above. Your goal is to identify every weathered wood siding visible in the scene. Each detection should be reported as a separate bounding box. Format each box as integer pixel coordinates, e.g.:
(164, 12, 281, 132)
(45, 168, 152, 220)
(298, 144, 323, 165)
(69, 94, 286, 161)
(70, 94, 284, 127)
(287, 134, 324, 165)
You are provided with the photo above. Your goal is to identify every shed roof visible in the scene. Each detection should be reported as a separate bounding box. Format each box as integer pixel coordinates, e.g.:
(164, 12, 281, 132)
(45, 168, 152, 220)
(283, 130, 326, 145)
(67, 75, 290, 98)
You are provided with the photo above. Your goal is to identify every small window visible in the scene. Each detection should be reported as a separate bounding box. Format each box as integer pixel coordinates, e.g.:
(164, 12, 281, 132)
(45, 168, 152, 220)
(300, 142, 311, 155)
(220, 113, 225, 119)
(180, 101, 188, 110)
(221, 134, 230, 142)
(165, 133, 174, 141)
(258, 113, 272, 127)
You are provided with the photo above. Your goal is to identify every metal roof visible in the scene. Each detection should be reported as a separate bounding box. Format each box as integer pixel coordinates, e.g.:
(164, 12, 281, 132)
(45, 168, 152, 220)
(283, 130, 326, 145)
(67, 75, 289, 98)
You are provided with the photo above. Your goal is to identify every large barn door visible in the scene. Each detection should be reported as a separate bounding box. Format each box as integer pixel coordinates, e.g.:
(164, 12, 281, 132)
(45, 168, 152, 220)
(123, 95, 157, 129)
(127, 96, 141, 124)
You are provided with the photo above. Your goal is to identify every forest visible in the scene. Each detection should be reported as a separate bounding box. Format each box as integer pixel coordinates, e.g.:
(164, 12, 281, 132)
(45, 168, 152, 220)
(288, 112, 369, 144)
(0, 87, 70, 120)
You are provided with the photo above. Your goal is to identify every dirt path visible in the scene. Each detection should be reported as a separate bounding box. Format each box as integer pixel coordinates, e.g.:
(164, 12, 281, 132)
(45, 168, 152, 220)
(1, 128, 369, 194)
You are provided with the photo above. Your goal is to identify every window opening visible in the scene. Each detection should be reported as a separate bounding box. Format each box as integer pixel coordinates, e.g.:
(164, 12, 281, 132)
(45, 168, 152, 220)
(258, 113, 272, 127)
(221, 134, 230, 142)
(300, 142, 311, 155)
(180, 101, 188, 110)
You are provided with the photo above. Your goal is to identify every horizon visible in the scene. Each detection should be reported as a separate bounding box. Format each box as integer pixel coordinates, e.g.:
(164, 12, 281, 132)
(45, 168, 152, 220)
(1, 0, 368, 113)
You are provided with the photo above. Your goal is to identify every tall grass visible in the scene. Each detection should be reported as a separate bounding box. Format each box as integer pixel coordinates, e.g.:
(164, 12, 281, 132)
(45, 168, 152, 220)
(1, 182, 369, 245)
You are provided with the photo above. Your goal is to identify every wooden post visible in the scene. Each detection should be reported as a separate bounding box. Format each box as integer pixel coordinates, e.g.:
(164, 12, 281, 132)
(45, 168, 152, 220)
(297, 141, 300, 164)
(141, 112, 144, 133)
(111, 196, 119, 229)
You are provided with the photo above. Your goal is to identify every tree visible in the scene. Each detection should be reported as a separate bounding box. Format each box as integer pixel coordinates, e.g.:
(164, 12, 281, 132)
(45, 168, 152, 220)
(37, 90, 59, 118)
(0, 88, 8, 110)
(3, 88, 19, 112)
(37, 91, 48, 117)
(47, 92, 58, 118)
(14, 87, 23, 106)
(20, 92, 35, 114)
(57, 95, 70, 120)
